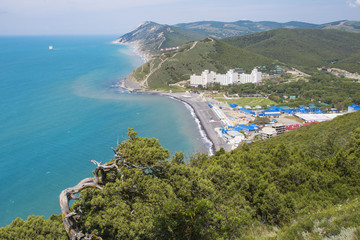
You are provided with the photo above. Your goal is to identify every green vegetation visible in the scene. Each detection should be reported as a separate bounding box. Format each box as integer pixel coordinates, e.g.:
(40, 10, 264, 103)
(276, 198, 360, 239)
(175, 20, 318, 39)
(175, 20, 360, 39)
(3, 111, 360, 239)
(130, 28, 360, 92)
(160, 26, 208, 49)
(216, 97, 276, 107)
(0, 215, 66, 239)
(222, 28, 360, 73)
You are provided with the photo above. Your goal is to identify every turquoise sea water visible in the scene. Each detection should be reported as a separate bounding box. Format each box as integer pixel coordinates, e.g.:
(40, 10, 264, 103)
(0, 36, 210, 227)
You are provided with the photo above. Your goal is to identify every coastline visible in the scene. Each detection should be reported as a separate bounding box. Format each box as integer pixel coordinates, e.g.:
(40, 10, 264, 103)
(113, 40, 230, 155)
(161, 92, 231, 154)
(120, 88, 230, 155)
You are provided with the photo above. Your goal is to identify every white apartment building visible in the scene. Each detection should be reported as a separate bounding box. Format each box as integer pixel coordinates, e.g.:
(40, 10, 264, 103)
(190, 68, 262, 87)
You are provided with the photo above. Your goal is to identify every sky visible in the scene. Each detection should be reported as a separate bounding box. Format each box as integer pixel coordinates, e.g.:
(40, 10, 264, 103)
(0, 0, 360, 35)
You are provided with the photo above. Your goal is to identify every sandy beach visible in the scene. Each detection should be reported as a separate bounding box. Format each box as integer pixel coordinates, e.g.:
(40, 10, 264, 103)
(161, 92, 231, 153)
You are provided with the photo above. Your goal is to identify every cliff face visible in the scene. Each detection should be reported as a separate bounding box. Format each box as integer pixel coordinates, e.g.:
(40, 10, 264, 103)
(113, 21, 167, 60)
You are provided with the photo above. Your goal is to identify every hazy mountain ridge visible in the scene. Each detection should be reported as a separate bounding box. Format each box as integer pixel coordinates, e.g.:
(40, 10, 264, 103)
(114, 20, 360, 58)
(175, 20, 318, 38)
(318, 20, 360, 33)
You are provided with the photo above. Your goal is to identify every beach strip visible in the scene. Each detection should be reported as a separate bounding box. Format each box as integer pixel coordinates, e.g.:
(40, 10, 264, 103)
(161, 92, 231, 153)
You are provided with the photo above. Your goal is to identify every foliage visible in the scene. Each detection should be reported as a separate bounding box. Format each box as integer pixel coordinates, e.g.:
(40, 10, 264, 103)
(72, 111, 360, 238)
(0, 215, 67, 240)
(2, 112, 360, 239)
(276, 198, 360, 239)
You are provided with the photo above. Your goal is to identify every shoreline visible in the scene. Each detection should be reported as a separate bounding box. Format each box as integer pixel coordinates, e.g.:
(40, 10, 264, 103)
(164, 94, 215, 155)
(113, 40, 230, 154)
(161, 92, 231, 154)
(120, 86, 231, 154)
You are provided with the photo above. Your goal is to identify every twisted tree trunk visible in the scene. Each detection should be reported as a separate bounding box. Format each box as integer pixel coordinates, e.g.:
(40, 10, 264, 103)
(59, 140, 159, 239)
(59, 159, 120, 240)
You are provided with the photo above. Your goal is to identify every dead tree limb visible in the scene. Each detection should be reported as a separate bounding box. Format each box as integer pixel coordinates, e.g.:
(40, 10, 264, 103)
(59, 159, 120, 240)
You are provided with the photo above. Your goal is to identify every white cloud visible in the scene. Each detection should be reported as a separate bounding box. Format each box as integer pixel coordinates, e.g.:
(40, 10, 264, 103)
(348, 0, 360, 7)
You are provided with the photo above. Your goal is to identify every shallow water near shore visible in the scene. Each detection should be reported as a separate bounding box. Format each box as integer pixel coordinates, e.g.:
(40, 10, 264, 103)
(0, 36, 210, 227)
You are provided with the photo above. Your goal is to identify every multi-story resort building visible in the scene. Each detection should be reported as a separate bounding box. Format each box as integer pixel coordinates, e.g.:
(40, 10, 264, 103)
(190, 68, 262, 87)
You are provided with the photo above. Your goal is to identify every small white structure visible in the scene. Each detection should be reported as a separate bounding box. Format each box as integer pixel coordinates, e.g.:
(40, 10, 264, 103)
(224, 130, 245, 148)
(190, 68, 262, 87)
(295, 113, 344, 122)
(261, 127, 277, 139)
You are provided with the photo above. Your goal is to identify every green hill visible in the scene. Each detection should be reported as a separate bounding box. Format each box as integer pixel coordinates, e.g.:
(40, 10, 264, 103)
(1, 111, 360, 239)
(222, 28, 360, 73)
(128, 38, 273, 89)
(175, 20, 317, 38)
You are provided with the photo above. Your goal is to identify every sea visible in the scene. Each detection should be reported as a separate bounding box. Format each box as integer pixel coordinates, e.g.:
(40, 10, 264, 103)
(0, 35, 211, 227)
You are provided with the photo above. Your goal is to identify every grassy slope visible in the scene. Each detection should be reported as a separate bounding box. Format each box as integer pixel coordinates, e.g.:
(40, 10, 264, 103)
(222, 29, 360, 73)
(216, 97, 276, 107)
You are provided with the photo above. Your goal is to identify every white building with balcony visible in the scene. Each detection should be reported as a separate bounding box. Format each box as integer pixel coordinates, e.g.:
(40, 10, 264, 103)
(190, 68, 262, 87)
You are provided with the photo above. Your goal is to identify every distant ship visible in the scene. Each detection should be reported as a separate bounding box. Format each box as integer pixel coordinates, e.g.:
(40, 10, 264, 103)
(49, 46, 53, 50)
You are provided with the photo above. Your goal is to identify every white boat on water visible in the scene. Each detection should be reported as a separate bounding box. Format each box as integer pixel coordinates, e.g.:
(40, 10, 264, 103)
(49, 46, 53, 50)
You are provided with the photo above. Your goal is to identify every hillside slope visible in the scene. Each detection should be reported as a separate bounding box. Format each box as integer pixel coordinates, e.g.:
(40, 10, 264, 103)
(126, 38, 274, 89)
(2, 111, 360, 239)
(222, 28, 360, 73)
